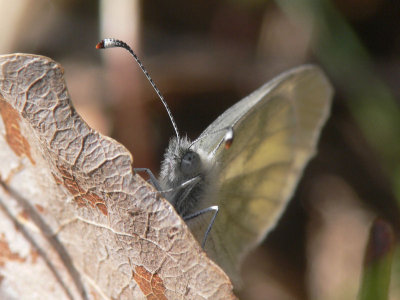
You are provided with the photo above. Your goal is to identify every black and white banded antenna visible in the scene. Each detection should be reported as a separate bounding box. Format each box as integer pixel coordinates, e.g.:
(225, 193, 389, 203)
(96, 38, 180, 142)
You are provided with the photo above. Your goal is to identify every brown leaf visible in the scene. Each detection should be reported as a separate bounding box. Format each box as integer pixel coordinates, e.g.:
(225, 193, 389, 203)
(0, 54, 235, 299)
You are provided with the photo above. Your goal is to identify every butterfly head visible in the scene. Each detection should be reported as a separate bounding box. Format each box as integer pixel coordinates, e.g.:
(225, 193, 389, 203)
(160, 137, 202, 185)
(159, 136, 216, 215)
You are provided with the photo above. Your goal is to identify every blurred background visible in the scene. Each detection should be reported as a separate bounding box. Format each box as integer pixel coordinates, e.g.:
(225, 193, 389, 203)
(0, 0, 399, 299)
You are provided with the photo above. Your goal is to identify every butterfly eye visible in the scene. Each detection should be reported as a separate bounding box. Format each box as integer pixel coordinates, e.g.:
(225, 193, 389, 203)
(180, 151, 200, 176)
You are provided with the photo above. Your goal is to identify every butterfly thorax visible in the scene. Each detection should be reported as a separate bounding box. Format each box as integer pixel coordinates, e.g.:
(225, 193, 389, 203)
(159, 136, 215, 217)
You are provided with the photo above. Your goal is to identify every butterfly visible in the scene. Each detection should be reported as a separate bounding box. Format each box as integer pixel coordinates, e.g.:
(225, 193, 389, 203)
(97, 38, 333, 284)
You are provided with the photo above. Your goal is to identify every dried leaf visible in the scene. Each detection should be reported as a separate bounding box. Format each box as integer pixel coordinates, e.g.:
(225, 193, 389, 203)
(0, 54, 235, 299)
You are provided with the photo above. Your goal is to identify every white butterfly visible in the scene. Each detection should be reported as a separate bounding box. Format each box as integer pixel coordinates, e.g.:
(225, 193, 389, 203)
(98, 38, 333, 284)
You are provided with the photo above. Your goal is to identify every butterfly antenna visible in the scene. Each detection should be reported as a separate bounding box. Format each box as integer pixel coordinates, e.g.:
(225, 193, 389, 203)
(96, 38, 180, 142)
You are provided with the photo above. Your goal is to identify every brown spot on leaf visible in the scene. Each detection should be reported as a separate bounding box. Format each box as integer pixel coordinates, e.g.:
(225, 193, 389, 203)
(133, 266, 167, 300)
(35, 204, 45, 213)
(30, 248, 39, 264)
(51, 172, 63, 185)
(56, 165, 108, 215)
(0, 234, 26, 267)
(90, 289, 101, 300)
(0, 98, 35, 165)
(96, 203, 108, 216)
(18, 210, 30, 221)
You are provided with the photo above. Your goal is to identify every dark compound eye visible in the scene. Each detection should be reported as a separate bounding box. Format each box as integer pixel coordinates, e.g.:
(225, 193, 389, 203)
(180, 151, 201, 176)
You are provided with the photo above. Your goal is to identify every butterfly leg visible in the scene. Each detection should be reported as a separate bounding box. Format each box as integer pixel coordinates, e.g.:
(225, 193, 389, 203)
(134, 168, 162, 191)
(184, 205, 219, 248)
(134, 169, 201, 203)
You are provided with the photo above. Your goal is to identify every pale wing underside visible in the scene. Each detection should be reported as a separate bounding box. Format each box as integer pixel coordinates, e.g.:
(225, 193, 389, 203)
(196, 65, 333, 283)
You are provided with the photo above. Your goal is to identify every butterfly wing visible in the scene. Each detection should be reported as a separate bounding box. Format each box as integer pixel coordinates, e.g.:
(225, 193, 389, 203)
(195, 65, 333, 283)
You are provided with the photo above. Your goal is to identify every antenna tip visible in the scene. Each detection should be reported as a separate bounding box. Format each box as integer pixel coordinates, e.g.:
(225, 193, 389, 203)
(96, 40, 105, 49)
(96, 38, 118, 49)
